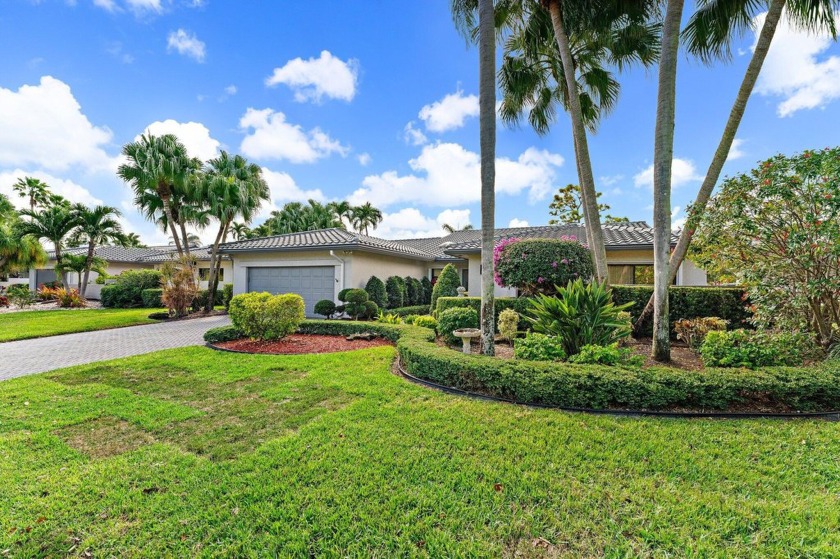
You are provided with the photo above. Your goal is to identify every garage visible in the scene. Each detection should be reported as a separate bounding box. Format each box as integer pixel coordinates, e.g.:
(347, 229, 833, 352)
(247, 266, 336, 317)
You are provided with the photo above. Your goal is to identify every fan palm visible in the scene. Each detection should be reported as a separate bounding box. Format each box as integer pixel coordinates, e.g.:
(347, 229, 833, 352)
(71, 205, 126, 297)
(17, 205, 80, 286)
(350, 203, 384, 235)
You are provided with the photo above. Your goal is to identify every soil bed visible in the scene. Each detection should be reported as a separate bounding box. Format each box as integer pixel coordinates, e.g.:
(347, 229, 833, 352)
(215, 334, 393, 355)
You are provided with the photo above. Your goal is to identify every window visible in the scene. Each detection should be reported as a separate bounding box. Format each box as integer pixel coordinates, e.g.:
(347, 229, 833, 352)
(198, 268, 223, 281)
(608, 264, 655, 285)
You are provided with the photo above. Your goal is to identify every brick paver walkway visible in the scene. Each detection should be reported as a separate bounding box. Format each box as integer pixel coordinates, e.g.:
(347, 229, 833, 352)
(0, 314, 231, 380)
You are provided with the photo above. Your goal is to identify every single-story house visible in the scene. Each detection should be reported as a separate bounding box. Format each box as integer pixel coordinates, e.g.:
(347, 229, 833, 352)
(218, 222, 707, 317)
(28, 245, 232, 298)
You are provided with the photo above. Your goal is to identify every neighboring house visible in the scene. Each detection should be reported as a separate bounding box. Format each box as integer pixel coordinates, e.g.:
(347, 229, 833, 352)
(29, 246, 232, 298)
(218, 222, 707, 317)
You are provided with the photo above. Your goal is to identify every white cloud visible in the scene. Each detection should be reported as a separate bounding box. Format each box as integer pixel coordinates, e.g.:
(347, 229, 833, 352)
(239, 108, 348, 164)
(357, 153, 371, 166)
(126, 0, 162, 14)
(0, 169, 103, 209)
(418, 89, 479, 133)
(0, 76, 117, 173)
(265, 50, 359, 103)
(633, 158, 702, 189)
(224, 85, 237, 96)
(94, 0, 117, 12)
(375, 207, 472, 239)
(167, 29, 206, 62)
(349, 142, 564, 208)
(754, 11, 840, 116)
(403, 122, 428, 146)
(599, 174, 624, 187)
(728, 138, 746, 160)
(255, 168, 325, 221)
(141, 119, 221, 161)
(508, 218, 529, 228)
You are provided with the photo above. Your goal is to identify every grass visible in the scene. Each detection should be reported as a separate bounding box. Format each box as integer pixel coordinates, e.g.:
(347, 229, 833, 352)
(0, 308, 166, 342)
(1, 346, 839, 557)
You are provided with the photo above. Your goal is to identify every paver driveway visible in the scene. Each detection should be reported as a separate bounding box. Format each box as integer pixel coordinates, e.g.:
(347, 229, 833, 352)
(0, 314, 230, 380)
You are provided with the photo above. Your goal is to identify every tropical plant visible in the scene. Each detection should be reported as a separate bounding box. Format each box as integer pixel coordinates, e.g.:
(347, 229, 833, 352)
(494, 237, 594, 295)
(364, 276, 388, 308)
(17, 204, 80, 286)
(70, 204, 126, 297)
(0, 219, 46, 278)
(377, 312, 404, 324)
(12, 176, 51, 213)
(430, 264, 461, 314)
(231, 222, 251, 241)
(7, 284, 33, 309)
(523, 279, 634, 356)
(497, 308, 520, 342)
(674, 317, 728, 351)
(121, 232, 146, 248)
(56, 253, 106, 290)
(159, 257, 199, 318)
(548, 184, 628, 224)
(229, 292, 305, 340)
(54, 287, 86, 308)
(413, 315, 438, 330)
(438, 306, 479, 345)
(514, 332, 567, 362)
(350, 202, 383, 235)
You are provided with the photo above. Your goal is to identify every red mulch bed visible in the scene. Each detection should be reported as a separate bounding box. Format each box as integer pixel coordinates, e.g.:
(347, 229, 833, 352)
(214, 334, 393, 355)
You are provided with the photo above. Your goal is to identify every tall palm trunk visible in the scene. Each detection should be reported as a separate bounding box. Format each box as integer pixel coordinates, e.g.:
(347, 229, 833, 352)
(479, 0, 496, 355)
(545, 0, 609, 284)
(80, 240, 95, 298)
(204, 219, 227, 312)
(633, 0, 786, 333)
(651, 0, 685, 362)
(179, 220, 192, 257)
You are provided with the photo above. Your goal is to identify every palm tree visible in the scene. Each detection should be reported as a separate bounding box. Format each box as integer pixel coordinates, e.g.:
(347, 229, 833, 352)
(197, 151, 269, 311)
(118, 134, 201, 257)
(327, 201, 354, 227)
(12, 177, 50, 213)
(56, 253, 106, 291)
(17, 205, 79, 287)
(71, 205, 126, 297)
(231, 222, 251, 241)
(0, 219, 46, 278)
(350, 202, 383, 235)
(0, 193, 14, 218)
(121, 232, 146, 248)
(442, 223, 475, 233)
(633, 0, 837, 336)
(169, 233, 201, 248)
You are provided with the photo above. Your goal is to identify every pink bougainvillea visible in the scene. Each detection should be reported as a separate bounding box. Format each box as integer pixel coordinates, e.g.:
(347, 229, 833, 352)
(493, 237, 520, 286)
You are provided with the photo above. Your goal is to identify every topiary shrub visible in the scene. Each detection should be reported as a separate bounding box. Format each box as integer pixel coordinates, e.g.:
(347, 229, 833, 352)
(141, 288, 163, 308)
(342, 288, 370, 320)
(364, 276, 387, 308)
(404, 277, 422, 306)
(100, 270, 163, 308)
(514, 332, 566, 362)
(413, 315, 438, 330)
(420, 277, 433, 305)
(497, 308, 520, 343)
(438, 306, 478, 345)
(363, 300, 379, 320)
(495, 237, 594, 295)
(222, 283, 234, 310)
(228, 292, 305, 340)
(385, 276, 406, 309)
(337, 288, 352, 302)
(430, 264, 461, 314)
(314, 299, 337, 319)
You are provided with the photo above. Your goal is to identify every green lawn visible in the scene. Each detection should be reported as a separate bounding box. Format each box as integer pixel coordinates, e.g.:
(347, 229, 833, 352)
(1, 346, 839, 557)
(0, 308, 164, 342)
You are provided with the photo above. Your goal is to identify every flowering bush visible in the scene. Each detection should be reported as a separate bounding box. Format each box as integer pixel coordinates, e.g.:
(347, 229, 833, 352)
(494, 237, 594, 295)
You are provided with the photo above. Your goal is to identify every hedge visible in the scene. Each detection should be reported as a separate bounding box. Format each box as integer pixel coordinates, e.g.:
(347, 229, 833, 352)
(386, 305, 432, 317)
(100, 270, 163, 308)
(141, 288, 163, 308)
(203, 320, 840, 411)
(439, 287, 753, 338)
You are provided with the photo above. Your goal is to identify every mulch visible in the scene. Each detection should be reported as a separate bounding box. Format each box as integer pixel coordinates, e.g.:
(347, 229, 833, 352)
(215, 334, 393, 355)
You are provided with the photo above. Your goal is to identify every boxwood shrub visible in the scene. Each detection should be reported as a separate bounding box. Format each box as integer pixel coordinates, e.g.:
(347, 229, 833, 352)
(204, 325, 244, 344)
(202, 319, 840, 412)
(387, 305, 431, 317)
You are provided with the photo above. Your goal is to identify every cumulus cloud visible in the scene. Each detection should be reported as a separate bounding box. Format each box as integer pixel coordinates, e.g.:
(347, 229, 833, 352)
(599, 174, 624, 187)
(349, 142, 564, 208)
(403, 122, 428, 146)
(357, 153, 371, 166)
(633, 158, 702, 189)
(254, 168, 326, 220)
(167, 29, 206, 62)
(0, 76, 117, 173)
(265, 50, 359, 103)
(754, 11, 840, 117)
(0, 169, 103, 209)
(239, 108, 348, 164)
(728, 138, 746, 160)
(126, 0, 162, 13)
(141, 119, 221, 161)
(508, 218, 529, 228)
(375, 207, 473, 239)
(418, 89, 479, 133)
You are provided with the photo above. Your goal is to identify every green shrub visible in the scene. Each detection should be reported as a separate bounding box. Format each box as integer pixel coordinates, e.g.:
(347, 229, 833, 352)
(222, 284, 234, 310)
(364, 276, 387, 308)
(7, 284, 30, 298)
(674, 317, 728, 350)
(385, 276, 406, 309)
(363, 301, 379, 320)
(342, 288, 370, 320)
(437, 296, 533, 326)
(497, 308, 519, 342)
(377, 311, 403, 324)
(405, 277, 422, 306)
(699, 330, 819, 369)
(524, 279, 633, 356)
(204, 325, 244, 344)
(147, 311, 170, 320)
(569, 344, 644, 368)
(403, 314, 419, 324)
(100, 270, 163, 308)
(611, 286, 752, 337)
(141, 288, 163, 308)
(514, 333, 566, 362)
(386, 305, 431, 317)
(337, 288, 352, 302)
(7, 285, 33, 309)
(413, 315, 438, 330)
(430, 264, 461, 314)
(314, 299, 337, 319)
(228, 292, 305, 340)
(191, 289, 225, 312)
(420, 277, 433, 305)
(438, 307, 478, 345)
(495, 238, 594, 295)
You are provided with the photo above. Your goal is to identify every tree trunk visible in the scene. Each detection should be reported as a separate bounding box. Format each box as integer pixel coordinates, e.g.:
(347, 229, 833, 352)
(633, 0, 786, 333)
(160, 187, 183, 257)
(651, 0, 685, 362)
(546, 0, 609, 284)
(53, 243, 68, 287)
(80, 240, 95, 298)
(204, 220, 227, 313)
(179, 219, 191, 257)
(478, 0, 496, 356)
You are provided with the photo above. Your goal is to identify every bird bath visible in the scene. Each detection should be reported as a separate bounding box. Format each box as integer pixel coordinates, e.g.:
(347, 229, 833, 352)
(453, 328, 480, 354)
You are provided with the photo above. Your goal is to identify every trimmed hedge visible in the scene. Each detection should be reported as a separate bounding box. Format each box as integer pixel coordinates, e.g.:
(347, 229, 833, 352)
(386, 305, 432, 317)
(204, 325, 244, 344)
(191, 289, 225, 312)
(141, 288, 163, 308)
(100, 270, 163, 308)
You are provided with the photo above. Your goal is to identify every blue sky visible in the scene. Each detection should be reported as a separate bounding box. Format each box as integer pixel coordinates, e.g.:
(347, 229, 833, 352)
(1, 0, 839, 243)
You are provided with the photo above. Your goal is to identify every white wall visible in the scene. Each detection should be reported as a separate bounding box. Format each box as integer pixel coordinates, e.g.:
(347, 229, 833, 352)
(228, 250, 345, 302)
(465, 254, 516, 298)
(677, 259, 707, 286)
(349, 252, 429, 290)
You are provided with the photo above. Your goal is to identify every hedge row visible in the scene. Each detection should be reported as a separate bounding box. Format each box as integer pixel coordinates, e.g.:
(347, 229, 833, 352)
(438, 286, 753, 338)
(384, 305, 433, 317)
(203, 320, 840, 411)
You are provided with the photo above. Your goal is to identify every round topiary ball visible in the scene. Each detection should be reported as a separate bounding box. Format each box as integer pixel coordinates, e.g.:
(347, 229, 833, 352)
(314, 299, 336, 318)
(494, 238, 593, 295)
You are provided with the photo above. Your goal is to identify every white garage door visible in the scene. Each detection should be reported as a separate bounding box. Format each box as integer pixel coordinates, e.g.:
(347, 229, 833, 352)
(247, 266, 335, 317)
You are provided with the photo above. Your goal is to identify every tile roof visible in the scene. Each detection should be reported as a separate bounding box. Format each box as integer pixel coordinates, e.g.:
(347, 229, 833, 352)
(46, 245, 221, 263)
(217, 228, 435, 260)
